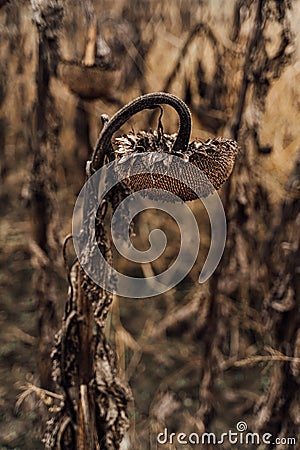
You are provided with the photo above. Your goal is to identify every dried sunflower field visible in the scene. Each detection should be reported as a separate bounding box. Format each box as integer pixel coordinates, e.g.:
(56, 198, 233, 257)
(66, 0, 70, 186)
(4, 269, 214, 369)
(0, 1, 299, 449)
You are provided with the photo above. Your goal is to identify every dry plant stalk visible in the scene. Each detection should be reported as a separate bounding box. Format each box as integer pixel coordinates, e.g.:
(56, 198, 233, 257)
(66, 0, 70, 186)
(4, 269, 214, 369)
(44, 179, 131, 449)
(30, 0, 64, 390)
